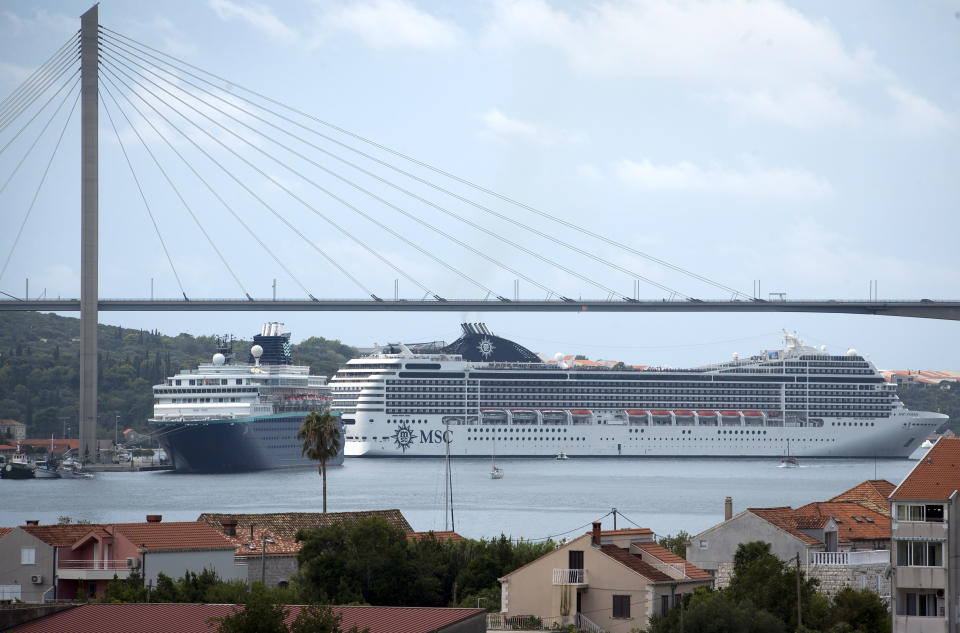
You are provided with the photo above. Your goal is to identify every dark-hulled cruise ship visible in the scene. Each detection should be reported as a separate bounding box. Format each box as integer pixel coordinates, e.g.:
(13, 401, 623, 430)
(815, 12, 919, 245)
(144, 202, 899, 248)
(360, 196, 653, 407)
(150, 322, 343, 472)
(332, 324, 946, 458)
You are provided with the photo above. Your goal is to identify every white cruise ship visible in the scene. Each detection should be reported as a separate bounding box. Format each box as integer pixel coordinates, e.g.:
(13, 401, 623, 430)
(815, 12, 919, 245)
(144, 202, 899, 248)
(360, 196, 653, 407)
(331, 324, 946, 459)
(150, 322, 342, 472)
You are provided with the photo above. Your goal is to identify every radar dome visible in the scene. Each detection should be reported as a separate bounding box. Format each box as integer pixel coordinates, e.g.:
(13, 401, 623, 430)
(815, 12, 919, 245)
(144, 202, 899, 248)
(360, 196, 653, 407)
(212, 353, 225, 365)
(251, 345, 263, 359)
(820, 345, 827, 352)
(554, 352, 564, 361)
(732, 352, 739, 361)
(846, 348, 857, 357)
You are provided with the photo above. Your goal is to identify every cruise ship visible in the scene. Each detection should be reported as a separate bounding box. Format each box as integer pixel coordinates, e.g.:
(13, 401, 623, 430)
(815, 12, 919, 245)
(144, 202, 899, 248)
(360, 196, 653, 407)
(332, 324, 946, 458)
(150, 322, 343, 472)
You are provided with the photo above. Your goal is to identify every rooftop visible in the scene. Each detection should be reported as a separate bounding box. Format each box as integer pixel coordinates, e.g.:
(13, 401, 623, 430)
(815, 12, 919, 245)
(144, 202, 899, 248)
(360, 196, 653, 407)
(408, 530, 466, 542)
(828, 479, 895, 517)
(892, 438, 960, 500)
(6, 603, 485, 633)
(632, 541, 713, 580)
(747, 507, 822, 546)
(21, 524, 106, 547)
(793, 502, 890, 541)
(111, 522, 236, 552)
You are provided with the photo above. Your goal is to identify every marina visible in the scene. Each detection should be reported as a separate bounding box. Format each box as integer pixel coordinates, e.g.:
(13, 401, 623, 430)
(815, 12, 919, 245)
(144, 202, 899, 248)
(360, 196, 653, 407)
(0, 455, 921, 540)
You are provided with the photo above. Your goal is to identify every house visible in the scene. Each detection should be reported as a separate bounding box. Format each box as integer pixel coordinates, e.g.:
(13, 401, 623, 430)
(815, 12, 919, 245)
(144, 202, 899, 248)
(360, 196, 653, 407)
(0, 419, 26, 441)
(687, 483, 893, 595)
(0, 516, 242, 602)
(888, 437, 960, 630)
(496, 523, 711, 633)
(5, 603, 486, 633)
(199, 509, 413, 587)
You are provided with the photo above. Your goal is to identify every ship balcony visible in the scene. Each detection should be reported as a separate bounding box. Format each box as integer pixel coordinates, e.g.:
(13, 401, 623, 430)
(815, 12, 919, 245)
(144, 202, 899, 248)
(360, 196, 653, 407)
(552, 568, 587, 586)
(57, 559, 133, 580)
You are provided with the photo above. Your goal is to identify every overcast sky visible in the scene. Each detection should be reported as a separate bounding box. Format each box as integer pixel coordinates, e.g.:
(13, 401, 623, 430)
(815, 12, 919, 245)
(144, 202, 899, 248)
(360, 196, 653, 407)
(0, 0, 957, 369)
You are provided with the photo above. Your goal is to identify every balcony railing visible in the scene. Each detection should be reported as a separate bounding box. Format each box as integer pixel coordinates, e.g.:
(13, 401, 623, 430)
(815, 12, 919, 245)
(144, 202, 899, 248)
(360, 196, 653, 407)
(58, 559, 131, 570)
(808, 550, 889, 567)
(552, 568, 586, 585)
(486, 614, 564, 631)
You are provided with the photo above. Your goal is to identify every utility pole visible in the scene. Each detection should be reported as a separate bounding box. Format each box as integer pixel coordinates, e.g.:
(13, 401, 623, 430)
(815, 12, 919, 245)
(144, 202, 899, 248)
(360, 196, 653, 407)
(612, 507, 617, 531)
(79, 3, 99, 464)
(796, 552, 802, 629)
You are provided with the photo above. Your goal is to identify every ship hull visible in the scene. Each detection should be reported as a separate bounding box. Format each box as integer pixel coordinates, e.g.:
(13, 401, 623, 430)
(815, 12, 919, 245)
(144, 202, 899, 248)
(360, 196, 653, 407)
(153, 413, 344, 473)
(345, 410, 945, 459)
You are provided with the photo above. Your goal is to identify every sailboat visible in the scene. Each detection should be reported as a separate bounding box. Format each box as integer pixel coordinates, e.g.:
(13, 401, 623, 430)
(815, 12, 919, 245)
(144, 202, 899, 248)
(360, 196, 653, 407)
(780, 439, 799, 468)
(490, 437, 504, 479)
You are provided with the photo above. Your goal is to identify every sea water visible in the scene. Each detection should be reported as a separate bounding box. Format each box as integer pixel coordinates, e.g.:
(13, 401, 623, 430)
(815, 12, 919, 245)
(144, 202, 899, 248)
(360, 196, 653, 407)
(0, 456, 917, 540)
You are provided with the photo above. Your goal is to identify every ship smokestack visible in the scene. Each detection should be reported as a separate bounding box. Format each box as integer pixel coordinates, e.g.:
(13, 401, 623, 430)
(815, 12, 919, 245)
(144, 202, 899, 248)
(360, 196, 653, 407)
(724, 497, 733, 521)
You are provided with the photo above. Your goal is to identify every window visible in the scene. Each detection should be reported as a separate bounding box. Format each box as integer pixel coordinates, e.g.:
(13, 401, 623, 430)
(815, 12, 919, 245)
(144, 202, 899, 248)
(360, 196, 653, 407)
(896, 503, 944, 523)
(898, 591, 940, 617)
(20, 548, 36, 565)
(661, 595, 670, 615)
(613, 595, 631, 618)
(87, 582, 97, 598)
(896, 540, 943, 566)
(699, 540, 708, 549)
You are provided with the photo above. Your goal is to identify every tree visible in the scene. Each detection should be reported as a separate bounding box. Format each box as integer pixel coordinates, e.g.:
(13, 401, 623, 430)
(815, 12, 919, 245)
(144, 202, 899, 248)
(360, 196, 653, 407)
(297, 411, 341, 513)
(658, 530, 690, 559)
(827, 587, 890, 633)
(209, 590, 289, 633)
(291, 604, 368, 633)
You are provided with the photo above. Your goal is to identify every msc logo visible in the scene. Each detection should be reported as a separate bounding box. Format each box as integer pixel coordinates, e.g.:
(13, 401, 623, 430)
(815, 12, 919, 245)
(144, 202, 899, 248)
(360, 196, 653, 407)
(391, 423, 452, 452)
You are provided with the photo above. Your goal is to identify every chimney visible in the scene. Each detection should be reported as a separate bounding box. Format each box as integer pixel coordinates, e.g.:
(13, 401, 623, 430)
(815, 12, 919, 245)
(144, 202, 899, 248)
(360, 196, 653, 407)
(25, 520, 39, 526)
(250, 524, 255, 541)
(222, 518, 237, 537)
(724, 497, 733, 521)
(146, 514, 162, 523)
(592, 522, 602, 546)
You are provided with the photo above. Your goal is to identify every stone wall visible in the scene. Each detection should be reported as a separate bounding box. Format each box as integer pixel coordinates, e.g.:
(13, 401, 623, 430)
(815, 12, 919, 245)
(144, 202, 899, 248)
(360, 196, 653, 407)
(807, 563, 890, 598)
(716, 562, 735, 589)
(243, 554, 299, 587)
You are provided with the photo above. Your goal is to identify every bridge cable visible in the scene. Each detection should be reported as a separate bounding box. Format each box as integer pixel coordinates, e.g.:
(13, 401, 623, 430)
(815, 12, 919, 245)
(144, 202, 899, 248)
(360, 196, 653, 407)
(100, 44, 537, 302)
(99, 68, 319, 302)
(0, 31, 78, 115)
(0, 76, 80, 200)
(99, 79, 255, 301)
(99, 84, 190, 301)
(99, 63, 376, 300)
(0, 42, 79, 134)
(102, 54, 438, 301)
(0, 67, 80, 159)
(101, 40, 626, 302)
(100, 27, 748, 300)
(0, 87, 79, 286)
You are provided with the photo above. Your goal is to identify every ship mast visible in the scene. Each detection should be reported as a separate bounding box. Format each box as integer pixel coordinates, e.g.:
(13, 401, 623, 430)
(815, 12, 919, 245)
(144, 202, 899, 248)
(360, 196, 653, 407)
(444, 419, 454, 531)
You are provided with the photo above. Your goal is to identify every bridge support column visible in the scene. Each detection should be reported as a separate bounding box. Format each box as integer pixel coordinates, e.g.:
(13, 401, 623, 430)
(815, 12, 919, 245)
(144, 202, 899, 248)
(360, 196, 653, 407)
(79, 4, 98, 463)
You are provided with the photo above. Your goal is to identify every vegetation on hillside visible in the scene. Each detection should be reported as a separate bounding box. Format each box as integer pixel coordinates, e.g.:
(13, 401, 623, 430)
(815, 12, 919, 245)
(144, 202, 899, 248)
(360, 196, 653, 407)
(0, 312, 357, 441)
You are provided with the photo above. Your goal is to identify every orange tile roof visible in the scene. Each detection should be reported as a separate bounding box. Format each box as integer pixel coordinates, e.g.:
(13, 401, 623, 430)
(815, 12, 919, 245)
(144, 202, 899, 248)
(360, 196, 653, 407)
(21, 524, 105, 547)
(599, 544, 675, 582)
(633, 542, 712, 580)
(601, 528, 654, 537)
(0, 419, 25, 426)
(408, 530, 465, 542)
(747, 507, 822, 546)
(0, 527, 13, 538)
(112, 522, 235, 552)
(7, 603, 485, 633)
(199, 510, 412, 538)
(793, 502, 890, 542)
(20, 439, 79, 452)
(892, 438, 960, 500)
(829, 480, 895, 517)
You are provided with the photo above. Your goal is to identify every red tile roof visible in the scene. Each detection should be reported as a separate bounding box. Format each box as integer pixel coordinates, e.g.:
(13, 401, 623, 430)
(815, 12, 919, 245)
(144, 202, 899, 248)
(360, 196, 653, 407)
(112, 522, 236, 552)
(793, 502, 890, 542)
(21, 524, 105, 547)
(892, 438, 960, 500)
(829, 480, 895, 517)
(599, 544, 674, 582)
(632, 542, 713, 580)
(747, 507, 822, 546)
(20, 439, 79, 452)
(601, 527, 654, 537)
(7, 603, 485, 633)
(0, 527, 13, 538)
(408, 530, 466, 542)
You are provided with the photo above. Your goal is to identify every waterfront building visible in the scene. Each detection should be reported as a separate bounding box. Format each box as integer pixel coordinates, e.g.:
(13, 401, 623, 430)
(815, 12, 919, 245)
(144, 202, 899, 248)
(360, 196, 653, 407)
(889, 438, 960, 631)
(495, 523, 711, 633)
(0, 419, 26, 441)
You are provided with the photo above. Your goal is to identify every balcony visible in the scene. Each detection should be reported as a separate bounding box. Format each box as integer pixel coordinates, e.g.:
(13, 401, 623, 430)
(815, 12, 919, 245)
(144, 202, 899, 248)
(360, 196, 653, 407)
(57, 559, 133, 580)
(808, 550, 889, 567)
(552, 568, 587, 586)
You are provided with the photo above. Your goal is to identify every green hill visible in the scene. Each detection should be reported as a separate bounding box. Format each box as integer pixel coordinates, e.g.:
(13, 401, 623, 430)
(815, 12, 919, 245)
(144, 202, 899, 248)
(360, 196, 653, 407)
(0, 312, 357, 442)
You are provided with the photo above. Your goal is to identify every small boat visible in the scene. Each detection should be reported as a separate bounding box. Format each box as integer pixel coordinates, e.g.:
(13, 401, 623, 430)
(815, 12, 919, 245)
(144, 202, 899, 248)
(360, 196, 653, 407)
(1, 443, 36, 479)
(59, 457, 94, 479)
(490, 439, 504, 479)
(780, 440, 799, 468)
(555, 451, 569, 460)
(34, 460, 61, 479)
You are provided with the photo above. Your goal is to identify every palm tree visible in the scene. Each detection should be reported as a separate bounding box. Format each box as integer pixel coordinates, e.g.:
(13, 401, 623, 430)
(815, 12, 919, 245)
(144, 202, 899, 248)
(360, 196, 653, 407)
(297, 411, 341, 513)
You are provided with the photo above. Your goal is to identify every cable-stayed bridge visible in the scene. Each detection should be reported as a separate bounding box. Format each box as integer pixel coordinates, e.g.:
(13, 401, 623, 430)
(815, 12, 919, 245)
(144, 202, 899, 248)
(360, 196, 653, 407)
(0, 5, 956, 460)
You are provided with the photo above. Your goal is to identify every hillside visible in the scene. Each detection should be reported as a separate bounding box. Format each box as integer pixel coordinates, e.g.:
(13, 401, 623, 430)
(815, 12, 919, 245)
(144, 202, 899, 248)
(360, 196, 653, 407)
(0, 312, 358, 441)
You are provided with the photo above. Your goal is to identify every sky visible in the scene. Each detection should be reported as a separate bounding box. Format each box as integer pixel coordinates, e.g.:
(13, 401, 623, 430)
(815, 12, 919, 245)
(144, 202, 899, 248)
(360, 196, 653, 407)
(0, 0, 958, 370)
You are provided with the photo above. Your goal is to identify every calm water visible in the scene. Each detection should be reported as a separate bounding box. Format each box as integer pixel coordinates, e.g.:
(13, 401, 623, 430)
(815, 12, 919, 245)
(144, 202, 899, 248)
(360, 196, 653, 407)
(0, 456, 917, 540)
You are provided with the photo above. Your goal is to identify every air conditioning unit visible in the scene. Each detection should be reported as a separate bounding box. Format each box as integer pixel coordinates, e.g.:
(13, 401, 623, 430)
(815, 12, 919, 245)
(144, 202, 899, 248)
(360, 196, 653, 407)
(30, 575, 43, 584)
(125, 557, 140, 569)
